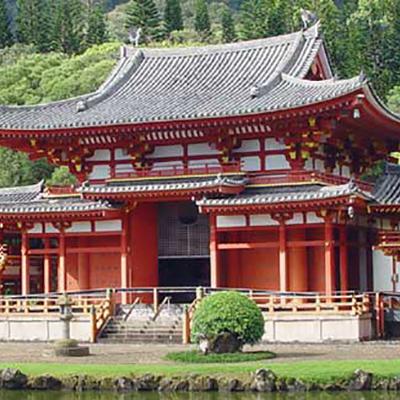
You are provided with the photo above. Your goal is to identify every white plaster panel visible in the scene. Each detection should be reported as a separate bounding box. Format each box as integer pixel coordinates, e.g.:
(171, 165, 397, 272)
(216, 215, 246, 228)
(342, 166, 351, 178)
(286, 213, 303, 225)
(234, 139, 260, 152)
(28, 223, 43, 234)
(265, 138, 286, 151)
(89, 165, 111, 180)
(66, 221, 92, 233)
(188, 143, 219, 156)
(241, 156, 261, 171)
(382, 219, 392, 230)
(87, 149, 111, 161)
(115, 163, 134, 174)
(95, 219, 122, 232)
(306, 212, 324, 224)
(188, 159, 219, 168)
(373, 250, 393, 291)
(152, 161, 184, 170)
(315, 159, 325, 172)
(45, 223, 59, 233)
(249, 214, 279, 226)
(265, 155, 290, 170)
(115, 148, 130, 160)
(147, 145, 183, 158)
(333, 165, 340, 175)
(304, 158, 313, 171)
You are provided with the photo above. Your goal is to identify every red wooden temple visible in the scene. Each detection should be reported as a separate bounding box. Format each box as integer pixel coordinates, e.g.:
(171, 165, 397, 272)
(0, 23, 399, 303)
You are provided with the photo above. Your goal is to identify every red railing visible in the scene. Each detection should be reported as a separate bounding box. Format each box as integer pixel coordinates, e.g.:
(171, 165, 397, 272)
(110, 162, 242, 180)
(250, 170, 373, 191)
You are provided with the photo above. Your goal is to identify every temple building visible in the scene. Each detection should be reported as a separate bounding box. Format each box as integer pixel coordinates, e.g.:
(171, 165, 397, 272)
(0, 23, 399, 302)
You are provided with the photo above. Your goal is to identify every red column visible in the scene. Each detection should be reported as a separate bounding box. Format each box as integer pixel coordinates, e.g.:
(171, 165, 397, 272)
(78, 253, 90, 290)
(210, 215, 220, 288)
(58, 230, 66, 292)
(21, 230, 29, 296)
(279, 221, 288, 292)
(44, 238, 51, 294)
(121, 214, 129, 304)
(324, 217, 335, 296)
(339, 225, 348, 293)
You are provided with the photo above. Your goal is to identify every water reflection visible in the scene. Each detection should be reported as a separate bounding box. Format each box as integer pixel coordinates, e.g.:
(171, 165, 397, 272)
(0, 392, 399, 400)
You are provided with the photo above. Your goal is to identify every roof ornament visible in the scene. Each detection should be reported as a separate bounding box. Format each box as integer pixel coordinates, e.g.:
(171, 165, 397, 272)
(250, 85, 261, 99)
(128, 27, 142, 47)
(300, 8, 317, 29)
(76, 100, 88, 113)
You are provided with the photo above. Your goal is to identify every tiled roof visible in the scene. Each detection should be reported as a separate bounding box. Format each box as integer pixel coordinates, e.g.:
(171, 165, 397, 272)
(0, 182, 115, 214)
(197, 182, 371, 207)
(0, 24, 371, 131)
(0, 181, 43, 203)
(81, 175, 246, 195)
(373, 163, 400, 205)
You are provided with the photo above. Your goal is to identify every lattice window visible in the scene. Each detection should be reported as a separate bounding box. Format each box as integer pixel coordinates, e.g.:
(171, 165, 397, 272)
(158, 202, 210, 257)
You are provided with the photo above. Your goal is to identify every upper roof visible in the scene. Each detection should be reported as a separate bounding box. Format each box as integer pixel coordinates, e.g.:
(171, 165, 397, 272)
(373, 163, 400, 205)
(0, 23, 381, 131)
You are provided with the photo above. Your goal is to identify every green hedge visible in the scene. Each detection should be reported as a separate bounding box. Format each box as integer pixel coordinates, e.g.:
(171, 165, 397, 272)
(191, 291, 265, 345)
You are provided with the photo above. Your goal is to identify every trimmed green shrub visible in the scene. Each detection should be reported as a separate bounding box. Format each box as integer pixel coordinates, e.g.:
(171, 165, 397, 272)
(165, 350, 275, 363)
(191, 291, 264, 345)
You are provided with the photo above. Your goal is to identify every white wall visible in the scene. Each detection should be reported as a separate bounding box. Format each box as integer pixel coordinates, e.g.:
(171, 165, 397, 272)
(373, 250, 394, 291)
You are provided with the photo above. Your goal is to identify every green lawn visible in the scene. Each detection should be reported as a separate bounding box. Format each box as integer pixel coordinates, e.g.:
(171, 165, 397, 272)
(1, 359, 400, 383)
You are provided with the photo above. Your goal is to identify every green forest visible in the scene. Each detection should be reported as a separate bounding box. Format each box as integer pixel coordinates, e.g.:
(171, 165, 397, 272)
(0, 0, 399, 187)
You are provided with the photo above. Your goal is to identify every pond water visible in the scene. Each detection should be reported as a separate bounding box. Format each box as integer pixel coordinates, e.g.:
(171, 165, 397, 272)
(0, 392, 398, 400)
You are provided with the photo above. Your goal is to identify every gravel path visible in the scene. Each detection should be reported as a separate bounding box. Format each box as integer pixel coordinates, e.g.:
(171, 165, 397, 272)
(0, 341, 398, 365)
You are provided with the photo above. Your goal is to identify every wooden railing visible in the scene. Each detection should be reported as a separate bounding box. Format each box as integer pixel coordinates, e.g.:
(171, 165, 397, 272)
(0, 295, 109, 315)
(110, 162, 242, 180)
(250, 293, 371, 316)
(90, 293, 114, 343)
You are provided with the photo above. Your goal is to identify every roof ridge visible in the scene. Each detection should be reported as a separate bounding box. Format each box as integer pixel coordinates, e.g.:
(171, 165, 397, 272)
(249, 31, 306, 98)
(0, 180, 43, 195)
(281, 73, 364, 87)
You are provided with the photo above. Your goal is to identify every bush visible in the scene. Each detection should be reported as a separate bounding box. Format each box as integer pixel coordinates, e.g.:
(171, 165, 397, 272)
(191, 291, 264, 346)
(165, 350, 275, 363)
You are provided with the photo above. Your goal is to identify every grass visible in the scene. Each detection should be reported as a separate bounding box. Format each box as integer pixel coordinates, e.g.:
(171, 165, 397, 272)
(164, 350, 276, 363)
(1, 360, 400, 383)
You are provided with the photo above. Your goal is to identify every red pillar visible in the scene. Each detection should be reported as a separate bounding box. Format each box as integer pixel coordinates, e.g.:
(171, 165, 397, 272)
(339, 225, 348, 293)
(324, 217, 335, 296)
(21, 230, 29, 296)
(44, 238, 51, 294)
(210, 214, 220, 288)
(58, 230, 66, 292)
(121, 213, 129, 304)
(279, 222, 288, 292)
(78, 253, 90, 290)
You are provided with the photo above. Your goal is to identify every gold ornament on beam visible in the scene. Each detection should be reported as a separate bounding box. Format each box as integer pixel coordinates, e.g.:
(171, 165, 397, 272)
(0, 244, 8, 273)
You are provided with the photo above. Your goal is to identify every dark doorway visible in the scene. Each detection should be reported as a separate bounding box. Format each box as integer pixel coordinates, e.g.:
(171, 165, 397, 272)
(159, 257, 210, 302)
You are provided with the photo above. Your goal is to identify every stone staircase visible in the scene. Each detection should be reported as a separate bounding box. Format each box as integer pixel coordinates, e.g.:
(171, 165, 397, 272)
(98, 303, 185, 344)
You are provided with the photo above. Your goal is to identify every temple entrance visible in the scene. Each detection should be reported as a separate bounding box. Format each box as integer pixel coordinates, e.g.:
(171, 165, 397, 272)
(158, 258, 210, 287)
(158, 202, 210, 301)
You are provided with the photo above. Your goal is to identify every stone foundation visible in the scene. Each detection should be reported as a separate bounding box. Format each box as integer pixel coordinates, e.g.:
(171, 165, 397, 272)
(262, 313, 373, 342)
(0, 316, 92, 342)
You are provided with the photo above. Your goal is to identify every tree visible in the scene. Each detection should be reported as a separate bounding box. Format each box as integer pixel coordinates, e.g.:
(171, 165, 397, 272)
(191, 291, 264, 350)
(0, 0, 12, 48)
(46, 166, 76, 186)
(87, 2, 108, 46)
(238, 0, 268, 40)
(16, 0, 54, 52)
(221, 7, 235, 43)
(125, 0, 164, 43)
(194, 0, 210, 38)
(0, 149, 53, 188)
(164, 0, 183, 34)
(52, 0, 86, 54)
